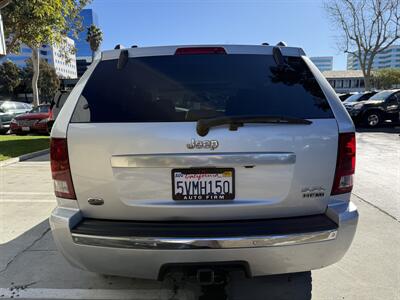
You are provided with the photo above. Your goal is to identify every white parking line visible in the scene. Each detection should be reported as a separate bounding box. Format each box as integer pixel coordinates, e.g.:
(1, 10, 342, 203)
(0, 199, 55, 203)
(1, 192, 54, 195)
(0, 288, 189, 299)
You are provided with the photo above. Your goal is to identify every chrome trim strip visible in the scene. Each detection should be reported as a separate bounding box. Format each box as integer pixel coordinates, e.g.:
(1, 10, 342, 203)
(71, 230, 337, 250)
(111, 152, 296, 168)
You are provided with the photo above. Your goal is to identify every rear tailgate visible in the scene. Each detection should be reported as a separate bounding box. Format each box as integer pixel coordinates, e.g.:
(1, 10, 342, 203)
(66, 50, 338, 221)
(67, 120, 337, 221)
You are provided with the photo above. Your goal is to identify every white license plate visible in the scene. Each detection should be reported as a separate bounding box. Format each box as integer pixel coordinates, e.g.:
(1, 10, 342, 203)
(21, 127, 30, 131)
(172, 168, 235, 200)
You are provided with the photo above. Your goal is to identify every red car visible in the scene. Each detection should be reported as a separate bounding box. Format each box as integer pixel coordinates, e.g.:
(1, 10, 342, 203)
(10, 104, 51, 135)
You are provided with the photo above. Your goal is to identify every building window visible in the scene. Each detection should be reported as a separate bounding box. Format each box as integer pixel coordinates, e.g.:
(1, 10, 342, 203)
(21, 48, 31, 54)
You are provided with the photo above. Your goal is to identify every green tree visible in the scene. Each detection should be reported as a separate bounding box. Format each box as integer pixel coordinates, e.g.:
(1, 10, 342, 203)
(22, 59, 60, 103)
(2, 0, 90, 106)
(0, 60, 21, 95)
(374, 68, 400, 89)
(325, 0, 400, 91)
(86, 24, 103, 61)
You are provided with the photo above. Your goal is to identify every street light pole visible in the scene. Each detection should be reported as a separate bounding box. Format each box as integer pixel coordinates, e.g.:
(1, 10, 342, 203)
(0, 0, 10, 56)
(0, 0, 10, 9)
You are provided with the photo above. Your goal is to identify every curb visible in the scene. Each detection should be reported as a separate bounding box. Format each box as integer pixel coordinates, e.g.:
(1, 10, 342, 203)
(0, 148, 49, 167)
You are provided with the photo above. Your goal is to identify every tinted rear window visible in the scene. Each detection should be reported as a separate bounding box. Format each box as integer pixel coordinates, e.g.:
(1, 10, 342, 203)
(71, 54, 333, 123)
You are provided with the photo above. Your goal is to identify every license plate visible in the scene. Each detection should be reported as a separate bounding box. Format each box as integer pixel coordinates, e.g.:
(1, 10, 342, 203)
(22, 127, 30, 131)
(172, 168, 235, 200)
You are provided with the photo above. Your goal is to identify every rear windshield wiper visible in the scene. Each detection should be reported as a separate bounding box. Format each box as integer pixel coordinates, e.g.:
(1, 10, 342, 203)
(196, 115, 312, 136)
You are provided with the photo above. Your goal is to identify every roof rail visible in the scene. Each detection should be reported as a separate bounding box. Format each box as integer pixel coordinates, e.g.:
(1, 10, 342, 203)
(114, 44, 125, 49)
(276, 41, 287, 47)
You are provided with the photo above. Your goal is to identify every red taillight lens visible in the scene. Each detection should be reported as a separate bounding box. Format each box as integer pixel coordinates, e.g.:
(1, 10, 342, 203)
(331, 133, 356, 195)
(174, 47, 227, 55)
(50, 138, 76, 199)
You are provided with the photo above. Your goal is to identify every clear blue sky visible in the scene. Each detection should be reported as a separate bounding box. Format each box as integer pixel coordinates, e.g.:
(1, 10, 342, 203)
(87, 0, 347, 70)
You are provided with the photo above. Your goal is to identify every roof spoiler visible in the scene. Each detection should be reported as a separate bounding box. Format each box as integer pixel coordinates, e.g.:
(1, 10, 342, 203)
(117, 50, 129, 70)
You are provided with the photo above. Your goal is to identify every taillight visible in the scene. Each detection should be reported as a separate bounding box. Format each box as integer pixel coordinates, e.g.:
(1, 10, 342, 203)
(50, 138, 76, 199)
(174, 47, 227, 55)
(331, 133, 356, 195)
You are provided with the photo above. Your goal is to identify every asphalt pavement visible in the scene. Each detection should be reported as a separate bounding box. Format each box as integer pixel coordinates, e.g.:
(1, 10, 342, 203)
(0, 130, 399, 299)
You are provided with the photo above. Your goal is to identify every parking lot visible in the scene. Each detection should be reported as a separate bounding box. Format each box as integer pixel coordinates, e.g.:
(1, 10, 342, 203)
(0, 130, 399, 300)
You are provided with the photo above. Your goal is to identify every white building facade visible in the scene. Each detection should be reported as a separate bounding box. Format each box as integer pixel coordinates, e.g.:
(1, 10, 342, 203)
(51, 37, 78, 79)
(1, 37, 77, 79)
(323, 70, 366, 93)
(347, 45, 400, 70)
(310, 56, 333, 72)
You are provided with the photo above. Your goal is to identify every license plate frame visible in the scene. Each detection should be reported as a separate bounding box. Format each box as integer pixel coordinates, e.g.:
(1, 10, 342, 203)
(21, 126, 30, 131)
(172, 168, 235, 201)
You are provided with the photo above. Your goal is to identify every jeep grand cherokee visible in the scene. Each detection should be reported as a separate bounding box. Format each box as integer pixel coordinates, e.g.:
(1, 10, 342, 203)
(49, 45, 358, 280)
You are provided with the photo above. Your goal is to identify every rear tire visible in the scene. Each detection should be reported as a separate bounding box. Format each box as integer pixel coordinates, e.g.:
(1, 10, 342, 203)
(363, 111, 382, 128)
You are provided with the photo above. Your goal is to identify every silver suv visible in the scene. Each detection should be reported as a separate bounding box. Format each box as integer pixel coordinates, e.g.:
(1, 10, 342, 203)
(50, 45, 358, 280)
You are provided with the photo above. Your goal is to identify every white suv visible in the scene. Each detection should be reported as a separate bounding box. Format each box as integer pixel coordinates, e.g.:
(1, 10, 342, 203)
(49, 44, 358, 281)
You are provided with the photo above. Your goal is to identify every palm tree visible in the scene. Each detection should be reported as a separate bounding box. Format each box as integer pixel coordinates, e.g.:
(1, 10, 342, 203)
(86, 24, 103, 61)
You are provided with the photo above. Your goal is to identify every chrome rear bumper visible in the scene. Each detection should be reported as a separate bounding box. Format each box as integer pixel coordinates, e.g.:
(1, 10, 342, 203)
(50, 200, 358, 280)
(71, 230, 338, 250)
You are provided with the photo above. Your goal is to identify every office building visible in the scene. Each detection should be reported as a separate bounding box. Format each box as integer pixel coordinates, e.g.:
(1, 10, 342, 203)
(347, 45, 400, 70)
(323, 70, 366, 93)
(1, 37, 77, 79)
(70, 9, 99, 77)
(310, 56, 333, 72)
(74, 9, 99, 58)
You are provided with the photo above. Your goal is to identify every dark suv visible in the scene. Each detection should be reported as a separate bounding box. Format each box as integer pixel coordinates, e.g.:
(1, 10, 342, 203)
(344, 90, 400, 127)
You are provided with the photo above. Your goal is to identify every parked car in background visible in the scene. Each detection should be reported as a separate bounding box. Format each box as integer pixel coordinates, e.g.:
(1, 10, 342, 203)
(344, 89, 400, 127)
(343, 91, 377, 104)
(0, 101, 32, 134)
(338, 92, 356, 101)
(10, 104, 51, 135)
(47, 90, 71, 133)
